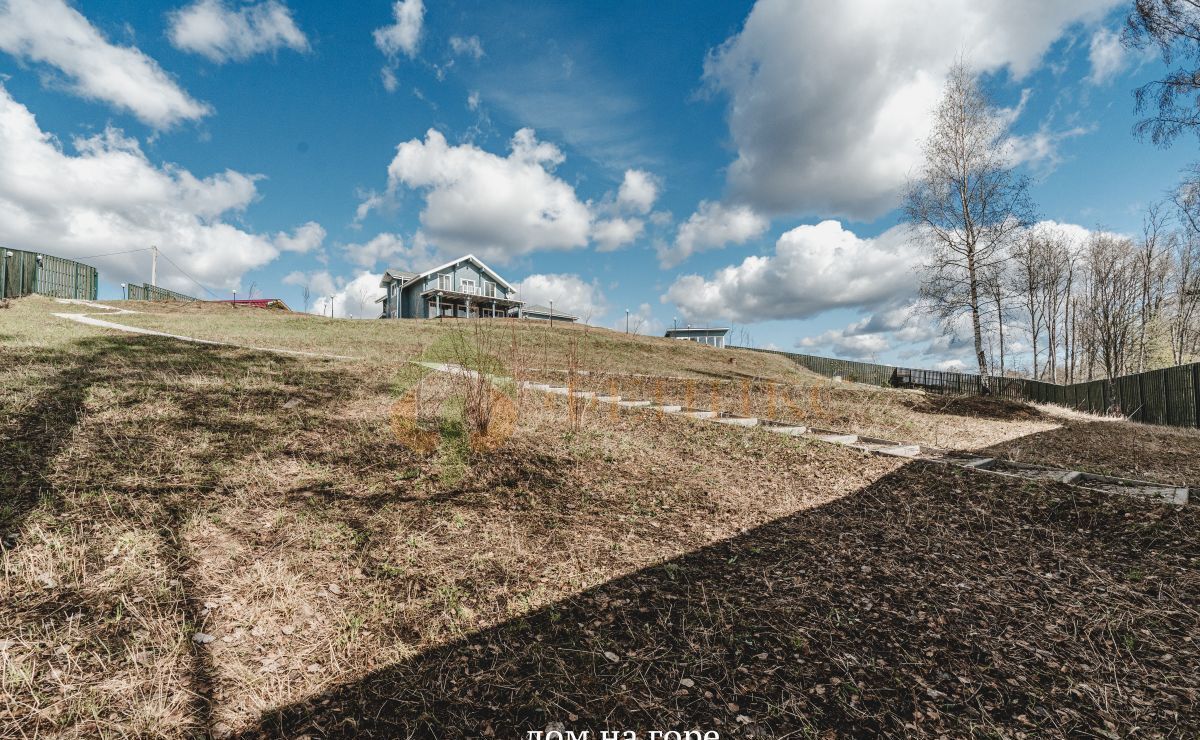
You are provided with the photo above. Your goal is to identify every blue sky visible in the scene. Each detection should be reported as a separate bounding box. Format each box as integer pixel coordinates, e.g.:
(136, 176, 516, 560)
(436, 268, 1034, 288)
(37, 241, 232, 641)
(0, 0, 1190, 369)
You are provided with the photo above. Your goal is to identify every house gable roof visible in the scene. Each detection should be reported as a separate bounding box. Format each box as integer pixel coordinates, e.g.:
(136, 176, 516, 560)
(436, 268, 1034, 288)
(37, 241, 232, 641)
(379, 269, 417, 288)
(397, 254, 516, 292)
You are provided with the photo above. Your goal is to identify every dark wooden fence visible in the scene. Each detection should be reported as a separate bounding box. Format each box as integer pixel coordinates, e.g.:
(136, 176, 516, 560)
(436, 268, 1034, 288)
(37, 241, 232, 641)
(127, 283, 195, 302)
(1, 247, 98, 300)
(736, 346, 1200, 428)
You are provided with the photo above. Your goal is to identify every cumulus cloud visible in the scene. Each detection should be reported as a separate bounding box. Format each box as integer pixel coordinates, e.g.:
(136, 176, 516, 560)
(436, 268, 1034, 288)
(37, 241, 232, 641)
(659, 200, 768, 268)
(373, 0, 423, 91)
(0, 0, 210, 128)
(798, 304, 937, 360)
(514, 273, 607, 320)
(374, 0, 423, 59)
(591, 217, 644, 252)
(311, 272, 385, 319)
(613, 302, 664, 336)
(1086, 26, 1127, 85)
(273, 221, 325, 253)
(342, 230, 440, 269)
(375, 128, 592, 262)
(167, 0, 308, 63)
(0, 85, 300, 293)
(664, 220, 920, 323)
(283, 269, 335, 299)
(617, 169, 659, 214)
(704, 0, 1121, 219)
(449, 35, 484, 60)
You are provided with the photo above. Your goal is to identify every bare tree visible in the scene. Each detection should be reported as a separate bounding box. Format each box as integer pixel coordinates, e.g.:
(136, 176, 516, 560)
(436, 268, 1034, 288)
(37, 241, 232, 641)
(355, 287, 372, 319)
(1009, 229, 1048, 378)
(1135, 203, 1173, 370)
(905, 62, 1035, 390)
(1124, 0, 1200, 146)
(979, 254, 1012, 380)
(1082, 233, 1141, 382)
(302, 283, 311, 314)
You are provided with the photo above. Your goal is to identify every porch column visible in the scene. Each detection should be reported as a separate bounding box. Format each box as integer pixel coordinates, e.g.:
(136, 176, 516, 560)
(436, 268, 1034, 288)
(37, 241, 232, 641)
(436, 293, 441, 319)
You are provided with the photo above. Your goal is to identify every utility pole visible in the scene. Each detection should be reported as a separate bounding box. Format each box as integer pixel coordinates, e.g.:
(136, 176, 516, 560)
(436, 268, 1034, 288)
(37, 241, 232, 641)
(549, 300, 554, 327)
(150, 245, 158, 287)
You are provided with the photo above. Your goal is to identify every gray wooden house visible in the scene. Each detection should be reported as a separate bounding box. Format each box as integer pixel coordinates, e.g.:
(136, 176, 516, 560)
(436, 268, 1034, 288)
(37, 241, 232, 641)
(379, 255, 523, 319)
(665, 326, 730, 348)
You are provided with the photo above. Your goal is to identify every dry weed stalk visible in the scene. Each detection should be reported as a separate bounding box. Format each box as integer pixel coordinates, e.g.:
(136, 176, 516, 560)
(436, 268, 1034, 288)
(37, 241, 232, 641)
(563, 330, 590, 433)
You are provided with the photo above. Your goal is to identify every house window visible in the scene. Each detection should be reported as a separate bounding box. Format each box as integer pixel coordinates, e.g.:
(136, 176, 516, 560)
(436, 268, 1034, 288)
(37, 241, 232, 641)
(459, 278, 476, 295)
(439, 274, 452, 291)
(483, 281, 496, 298)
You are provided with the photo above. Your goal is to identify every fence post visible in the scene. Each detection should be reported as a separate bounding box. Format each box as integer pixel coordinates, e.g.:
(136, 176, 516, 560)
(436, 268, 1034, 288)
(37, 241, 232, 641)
(1193, 363, 1200, 428)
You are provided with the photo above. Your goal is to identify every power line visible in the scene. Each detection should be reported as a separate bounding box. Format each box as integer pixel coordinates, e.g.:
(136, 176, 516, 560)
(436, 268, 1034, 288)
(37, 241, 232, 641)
(72, 246, 155, 260)
(156, 245, 219, 297)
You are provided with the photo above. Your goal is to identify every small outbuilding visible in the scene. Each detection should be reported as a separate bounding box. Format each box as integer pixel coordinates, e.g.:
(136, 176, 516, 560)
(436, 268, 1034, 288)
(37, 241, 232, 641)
(665, 326, 729, 348)
(510, 304, 579, 323)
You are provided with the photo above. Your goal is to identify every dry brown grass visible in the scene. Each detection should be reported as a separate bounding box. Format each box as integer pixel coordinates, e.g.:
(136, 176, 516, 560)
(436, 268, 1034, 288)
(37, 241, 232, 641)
(0, 297, 899, 737)
(5, 295, 1198, 738)
(73, 297, 816, 383)
(525, 368, 1060, 450)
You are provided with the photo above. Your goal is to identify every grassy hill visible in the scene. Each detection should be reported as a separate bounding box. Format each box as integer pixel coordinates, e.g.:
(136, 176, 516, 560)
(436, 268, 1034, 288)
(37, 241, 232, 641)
(2, 295, 1199, 738)
(73, 297, 819, 381)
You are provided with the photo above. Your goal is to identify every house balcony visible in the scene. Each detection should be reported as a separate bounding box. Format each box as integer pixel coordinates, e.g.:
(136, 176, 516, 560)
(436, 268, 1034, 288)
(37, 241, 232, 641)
(420, 287, 524, 318)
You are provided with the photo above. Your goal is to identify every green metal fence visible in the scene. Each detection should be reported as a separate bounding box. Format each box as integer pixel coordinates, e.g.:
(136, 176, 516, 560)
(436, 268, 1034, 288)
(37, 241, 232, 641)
(736, 346, 1200, 428)
(0, 247, 98, 300)
(126, 283, 196, 302)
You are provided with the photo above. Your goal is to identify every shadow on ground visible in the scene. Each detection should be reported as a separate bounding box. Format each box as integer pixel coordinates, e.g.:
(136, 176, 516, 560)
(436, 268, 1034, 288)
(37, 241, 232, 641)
(978, 419, 1200, 486)
(239, 463, 1200, 739)
(0, 332, 373, 735)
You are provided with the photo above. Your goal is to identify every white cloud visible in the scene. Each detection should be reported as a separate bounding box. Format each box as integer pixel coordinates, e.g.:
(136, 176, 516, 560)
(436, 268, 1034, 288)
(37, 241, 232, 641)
(342, 230, 439, 269)
(515, 273, 606, 320)
(798, 304, 936, 360)
(449, 35, 484, 60)
(613, 302, 663, 336)
(467, 90, 481, 110)
(660, 200, 768, 268)
(167, 0, 309, 63)
(591, 217, 644, 252)
(616, 169, 659, 214)
(1086, 27, 1127, 85)
(664, 220, 920, 323)
(799, 330, 891, 361)
(0, 85, 298, 293)
(704, 0, 1121, 219)
(0, 0, 210, 128)
(374, 0, 424, 59)
(377, 128, 592, 262)
(283, 269, 334, 295)
(311, 272, 385, 319)
(273, 221, 325, 253)
(380, 67, 399, 92)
